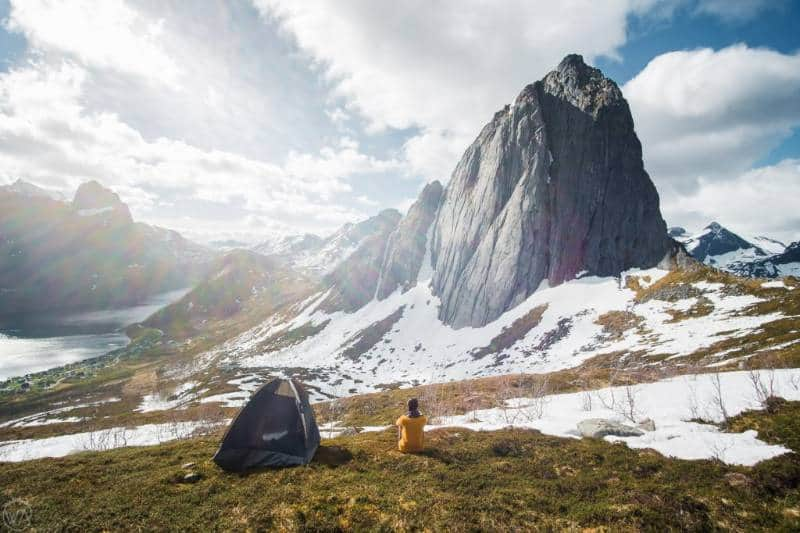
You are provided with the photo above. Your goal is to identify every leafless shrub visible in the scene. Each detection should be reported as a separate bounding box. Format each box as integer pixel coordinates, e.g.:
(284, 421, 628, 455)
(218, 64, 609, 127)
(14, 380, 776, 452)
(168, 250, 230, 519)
(580, 390, 593, 412)
(685, 377, 700, 421)
(81, 424, 129, 451)
(748, 368, 777, 406)
(420, 383, 450, 424)
(708, 438, 731, 464)
(595, 366, 624, 411)
(520, 376, 550, 421)
(495, 375, 522, 426)
(708, 372, 729, 424)
(615, 385, 642, 424)
(789, 373, 800, 392)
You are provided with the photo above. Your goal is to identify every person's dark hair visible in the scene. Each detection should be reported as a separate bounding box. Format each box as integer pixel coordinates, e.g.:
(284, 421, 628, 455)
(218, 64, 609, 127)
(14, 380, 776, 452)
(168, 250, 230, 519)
(407, 398, 419, 416)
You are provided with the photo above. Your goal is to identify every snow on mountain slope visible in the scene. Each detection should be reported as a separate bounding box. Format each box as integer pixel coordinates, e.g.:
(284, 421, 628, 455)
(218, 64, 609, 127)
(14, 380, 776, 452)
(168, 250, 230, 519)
(206, 266, 794, 398)
(0, 179, 65, 200)
(252, 210, 401, 277)
(750, 235, 787, 256)
(671, 222, 799, 279)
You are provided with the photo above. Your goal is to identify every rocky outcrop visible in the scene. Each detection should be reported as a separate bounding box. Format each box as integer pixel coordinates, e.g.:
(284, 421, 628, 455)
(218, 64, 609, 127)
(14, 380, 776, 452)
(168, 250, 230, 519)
(430, 54, 673, 328)
(72, 180, 133, 224)
(376, 181, 443, 299)
(319, 209, 402, 312)
(577, 419, 644, 439)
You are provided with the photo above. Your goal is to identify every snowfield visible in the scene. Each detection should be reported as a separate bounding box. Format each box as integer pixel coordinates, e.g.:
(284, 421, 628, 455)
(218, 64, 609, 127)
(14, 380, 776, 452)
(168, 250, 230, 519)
(353, 369, 800, 466)
(0, 419, 228, 462)
(212, 268, 790, 397)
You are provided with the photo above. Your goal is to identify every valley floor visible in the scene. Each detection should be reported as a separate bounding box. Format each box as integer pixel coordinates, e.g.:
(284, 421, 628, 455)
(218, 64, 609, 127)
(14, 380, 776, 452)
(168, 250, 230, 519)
(1, 401, 800, 531)
(3, 368, 800, 466)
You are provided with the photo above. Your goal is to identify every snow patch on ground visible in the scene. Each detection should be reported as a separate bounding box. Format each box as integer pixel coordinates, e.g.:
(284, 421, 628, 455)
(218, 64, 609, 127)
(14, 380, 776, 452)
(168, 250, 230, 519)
(761, 280, 789, 289)
(0, 419, 228, 462)
(354, 370, 798, 466)
(0, 397, 120, 428)
(136, 382, 199, 413)
(199, 374, 264, 407)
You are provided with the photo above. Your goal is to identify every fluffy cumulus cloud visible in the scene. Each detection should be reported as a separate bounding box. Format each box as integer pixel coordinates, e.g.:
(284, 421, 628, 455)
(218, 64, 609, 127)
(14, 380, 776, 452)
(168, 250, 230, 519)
(623, 44, 800, 239)
(0, 59, 399, 240)
(253, 0, 659, 181)
(6, 0, 180, 87)
(624, 45, 800, 192)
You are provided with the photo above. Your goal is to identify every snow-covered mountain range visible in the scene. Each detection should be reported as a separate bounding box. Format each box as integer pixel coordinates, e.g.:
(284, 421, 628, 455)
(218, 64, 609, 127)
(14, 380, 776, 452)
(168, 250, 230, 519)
(158, 56, 798, 398)
(671, 223, 799, 278)
(251, 209, 401, 278)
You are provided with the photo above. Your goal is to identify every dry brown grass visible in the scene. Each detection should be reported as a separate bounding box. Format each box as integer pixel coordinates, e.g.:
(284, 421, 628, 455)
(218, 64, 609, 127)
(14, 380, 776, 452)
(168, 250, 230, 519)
(595, 310, 645, 340)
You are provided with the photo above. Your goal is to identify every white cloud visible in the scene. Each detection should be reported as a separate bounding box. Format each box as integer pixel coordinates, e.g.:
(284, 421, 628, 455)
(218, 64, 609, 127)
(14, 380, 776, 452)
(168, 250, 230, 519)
(253, 0, 661, 181)
(623, 44, 800, 195)
(0, 61, 395, 239)
(662, 159, 800, 243)
(694, 0, 776, 22)
(6, 0, 180, 87)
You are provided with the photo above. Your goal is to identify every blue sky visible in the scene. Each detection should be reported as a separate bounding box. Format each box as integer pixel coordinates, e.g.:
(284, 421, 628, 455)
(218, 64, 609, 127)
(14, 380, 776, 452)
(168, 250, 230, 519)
(0, 0, 798, 243)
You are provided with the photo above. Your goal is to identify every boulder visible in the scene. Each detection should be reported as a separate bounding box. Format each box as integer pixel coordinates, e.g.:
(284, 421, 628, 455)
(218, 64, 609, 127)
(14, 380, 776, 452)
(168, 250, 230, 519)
(577, 418, 645, 439)
(637, 418, 656, 432)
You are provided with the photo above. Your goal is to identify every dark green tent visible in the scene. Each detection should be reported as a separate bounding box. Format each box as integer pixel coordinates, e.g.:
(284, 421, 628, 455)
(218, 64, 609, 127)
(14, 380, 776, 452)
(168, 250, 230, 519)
(213, 378, 320, 471)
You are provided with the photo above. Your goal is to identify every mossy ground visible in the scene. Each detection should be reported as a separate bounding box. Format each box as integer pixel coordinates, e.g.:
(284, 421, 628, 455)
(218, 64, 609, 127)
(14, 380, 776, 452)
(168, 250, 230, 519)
(2, 403, 800, 531)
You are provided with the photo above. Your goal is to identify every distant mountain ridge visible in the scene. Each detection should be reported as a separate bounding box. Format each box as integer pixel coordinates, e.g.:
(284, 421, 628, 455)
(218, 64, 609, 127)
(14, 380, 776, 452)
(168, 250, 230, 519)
(0, 180, 214, 314)
(316, 54, 680, 328)
(670, 222, 798, 278)
(252, 209, 402, 278)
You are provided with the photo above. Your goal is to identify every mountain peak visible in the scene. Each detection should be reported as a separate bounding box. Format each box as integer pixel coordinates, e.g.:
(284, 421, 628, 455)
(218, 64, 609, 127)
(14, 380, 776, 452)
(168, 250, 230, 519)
(72, 180, 133, 223)
(429, 54, 672, 327)
(557, 53, 587, 71)
(705, 221, 723, 232)
(539, 53, 624, 117)
(1, 179, 64, 200)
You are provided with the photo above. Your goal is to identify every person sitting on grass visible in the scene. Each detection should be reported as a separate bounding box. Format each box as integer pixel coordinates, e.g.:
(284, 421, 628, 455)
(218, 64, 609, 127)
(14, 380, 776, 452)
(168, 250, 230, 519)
(396, 398, 427, 453)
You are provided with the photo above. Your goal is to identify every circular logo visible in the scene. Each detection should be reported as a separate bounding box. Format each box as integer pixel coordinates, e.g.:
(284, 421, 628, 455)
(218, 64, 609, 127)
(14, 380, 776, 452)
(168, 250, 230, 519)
(2, 498, 32, 531)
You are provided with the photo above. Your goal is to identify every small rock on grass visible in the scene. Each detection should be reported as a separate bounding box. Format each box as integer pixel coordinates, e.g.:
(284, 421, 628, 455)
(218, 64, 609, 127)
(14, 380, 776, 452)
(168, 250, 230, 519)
(577, 418, 644, 439)
(182, 472, 202, 484)
(181, 462, 196, 469)
(724, 472, 752, 489)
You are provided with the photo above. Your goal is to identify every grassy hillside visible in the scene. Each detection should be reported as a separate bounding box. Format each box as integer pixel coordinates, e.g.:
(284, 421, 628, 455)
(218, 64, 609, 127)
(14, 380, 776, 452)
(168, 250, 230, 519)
(2, 402, 800, 531)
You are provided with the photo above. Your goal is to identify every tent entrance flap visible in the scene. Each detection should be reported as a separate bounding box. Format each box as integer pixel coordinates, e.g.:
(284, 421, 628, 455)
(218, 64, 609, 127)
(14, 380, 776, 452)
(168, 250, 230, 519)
(213, 378, 321, 471)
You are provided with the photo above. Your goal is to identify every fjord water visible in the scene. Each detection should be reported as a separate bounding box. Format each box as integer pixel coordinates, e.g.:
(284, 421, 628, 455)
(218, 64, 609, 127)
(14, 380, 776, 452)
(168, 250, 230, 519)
(0, 288, 190, 380)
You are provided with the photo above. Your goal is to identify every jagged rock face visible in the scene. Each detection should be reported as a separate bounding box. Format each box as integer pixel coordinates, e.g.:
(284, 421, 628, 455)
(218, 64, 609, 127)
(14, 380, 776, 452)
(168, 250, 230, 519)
(431, 55, 673, 328)
(376, 181, 443, 299)
(320, 209, 402, 312)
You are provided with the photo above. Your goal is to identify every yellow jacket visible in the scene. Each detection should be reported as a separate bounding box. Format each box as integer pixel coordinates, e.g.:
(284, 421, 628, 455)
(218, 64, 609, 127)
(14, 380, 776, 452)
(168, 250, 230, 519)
(395, 414, 427, 452)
